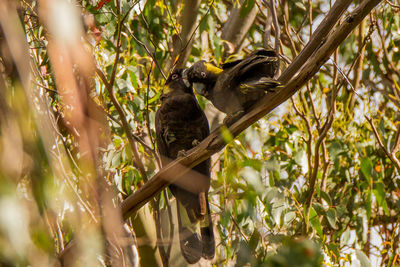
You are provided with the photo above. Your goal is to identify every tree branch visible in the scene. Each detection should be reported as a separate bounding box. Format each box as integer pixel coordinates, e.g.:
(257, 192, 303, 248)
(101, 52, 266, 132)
(278, 0, 353, 83)
(121, 0, 382, 219)
(365, 116, 400, 174)
(95, 67, 148, 181)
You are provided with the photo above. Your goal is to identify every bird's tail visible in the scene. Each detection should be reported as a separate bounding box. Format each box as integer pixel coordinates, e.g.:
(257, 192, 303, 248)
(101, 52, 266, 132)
(200, 199, 215, 259)
(176, 196, 215, 263)
(176, 201, 202, 264)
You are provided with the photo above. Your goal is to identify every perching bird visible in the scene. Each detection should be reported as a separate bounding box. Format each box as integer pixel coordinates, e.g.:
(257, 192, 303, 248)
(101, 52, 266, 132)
(155, 69, 215, 264)
(185, 49, 280, 125)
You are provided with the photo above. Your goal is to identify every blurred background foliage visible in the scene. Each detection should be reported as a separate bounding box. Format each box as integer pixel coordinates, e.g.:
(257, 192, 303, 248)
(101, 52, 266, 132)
(0, 0, 400, 266)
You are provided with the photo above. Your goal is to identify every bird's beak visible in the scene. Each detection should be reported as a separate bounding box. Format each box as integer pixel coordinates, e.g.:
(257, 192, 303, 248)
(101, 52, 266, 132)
(193, 83, 206, 95)
(181, 69, 191, 88)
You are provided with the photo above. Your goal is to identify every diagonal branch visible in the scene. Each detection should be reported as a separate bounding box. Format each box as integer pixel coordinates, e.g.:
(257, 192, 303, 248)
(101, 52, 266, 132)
(121, 0, 382, 219)
(365, 116, 400, 174)
(96, 67, 148, 181)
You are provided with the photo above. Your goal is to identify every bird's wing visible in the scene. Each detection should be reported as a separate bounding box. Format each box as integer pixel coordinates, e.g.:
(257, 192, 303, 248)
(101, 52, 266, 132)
(239, 77, 281, 93)
(155, 108, 170, 165)
(235, 55, 278, 79)
(252, 48, 277, 57)
(221, 58, 243, 70)
(221, 49, 277, 70)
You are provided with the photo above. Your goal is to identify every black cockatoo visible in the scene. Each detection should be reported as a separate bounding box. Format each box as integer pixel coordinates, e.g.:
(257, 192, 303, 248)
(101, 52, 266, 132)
(155, 69, 215, 264)
(184, 49, 280, 125)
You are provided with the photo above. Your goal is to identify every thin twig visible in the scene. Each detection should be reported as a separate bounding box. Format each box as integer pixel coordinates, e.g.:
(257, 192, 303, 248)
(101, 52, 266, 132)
(163, 0, 183, 46)
(279, 0, 353, 83)
(95, 7, 148, 182)
(146, 61, 155, 149)
(304, 50, 339, 216)
(385, 0, 400, 8)
(291, 97, 313, 175)
(265, 0, 280, 55)
(125, 26, 167, 80)
(96, 67, 157, 157)
(391, 124, 400, 154)
(365, 116, 400, 174)
(257, 1, 272, 48)
(172, 0, 215, 69)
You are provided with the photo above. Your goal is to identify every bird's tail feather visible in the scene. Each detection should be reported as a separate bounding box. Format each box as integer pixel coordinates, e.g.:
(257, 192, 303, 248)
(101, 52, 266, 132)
(176, 197, 215, 263)
(177, 201, 202, 264)
(200, 200, 215, 259)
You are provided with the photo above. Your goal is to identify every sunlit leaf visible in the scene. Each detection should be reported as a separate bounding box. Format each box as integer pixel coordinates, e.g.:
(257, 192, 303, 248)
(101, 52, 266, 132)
(355, 250, 371, 267)
(309, 207, 323, 237)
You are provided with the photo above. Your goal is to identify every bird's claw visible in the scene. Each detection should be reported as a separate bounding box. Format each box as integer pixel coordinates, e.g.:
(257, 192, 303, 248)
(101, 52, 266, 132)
(177, 149, 187, 158)
(192, 139, 201, 146)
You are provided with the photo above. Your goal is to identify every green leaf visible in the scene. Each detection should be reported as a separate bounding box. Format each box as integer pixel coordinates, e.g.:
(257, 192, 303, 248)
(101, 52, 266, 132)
(326, 208, 337, 229)
(111, 152, 121, 168)
(220, 126, 234, 144)
(360, 157, 372, 182)
(114, 172, 123, 193)
(284, 211, 296, 224)
(309, 207, 323, 236)
(294, 149, 308, 173)
(249, 229, 260, 251)
(340, 228, 351, 247)
(265, 157, 280, 173)
(373, 182, 389, 215)
(271, 197, 285, 226)
(312, 203, 325, 215)
(328, 141, 342, 160)
(240, 0, 255, 18)
(356, 209, 368, 243)
(320, 191, 332, 206)
(355, 250, 371, 267)
(242, 159, 263, 171)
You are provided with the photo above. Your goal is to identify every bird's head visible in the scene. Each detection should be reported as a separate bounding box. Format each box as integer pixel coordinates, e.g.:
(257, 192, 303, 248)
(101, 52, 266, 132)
(164, 68, 193, 94)
(186, 61, 222, 83)
(185, 61, 222, 96)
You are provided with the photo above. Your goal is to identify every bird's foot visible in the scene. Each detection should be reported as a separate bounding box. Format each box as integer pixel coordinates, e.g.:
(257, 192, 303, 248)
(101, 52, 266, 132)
(223, 110, 245, 127)
(192, 139, 201, 146)
(177, 149, 187, 158)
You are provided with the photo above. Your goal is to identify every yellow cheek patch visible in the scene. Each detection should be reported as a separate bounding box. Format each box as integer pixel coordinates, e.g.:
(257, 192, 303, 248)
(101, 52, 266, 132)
(205, 63, 223, 75)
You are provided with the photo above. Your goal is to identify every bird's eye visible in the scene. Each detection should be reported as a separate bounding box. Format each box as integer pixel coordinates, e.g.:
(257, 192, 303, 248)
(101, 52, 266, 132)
(201, 72, 206, 78)
(171, 74, 178, 80)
